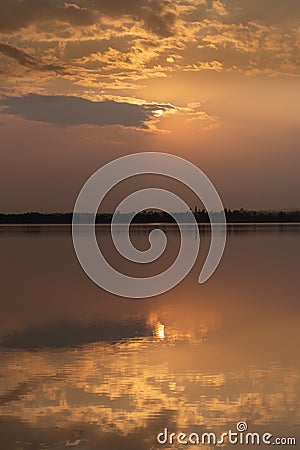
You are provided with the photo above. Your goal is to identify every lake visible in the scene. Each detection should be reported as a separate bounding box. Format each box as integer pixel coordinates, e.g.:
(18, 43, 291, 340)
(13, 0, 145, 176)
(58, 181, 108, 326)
(0, 225, 299, 449)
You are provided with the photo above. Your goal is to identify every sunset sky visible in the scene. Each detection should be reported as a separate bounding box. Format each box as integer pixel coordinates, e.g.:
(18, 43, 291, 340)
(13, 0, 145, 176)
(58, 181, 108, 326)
(0, 0, 299, 212)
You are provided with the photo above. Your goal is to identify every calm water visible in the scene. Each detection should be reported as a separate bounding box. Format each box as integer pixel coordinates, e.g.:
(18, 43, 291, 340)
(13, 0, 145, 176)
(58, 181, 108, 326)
(0, 225, 299, 449)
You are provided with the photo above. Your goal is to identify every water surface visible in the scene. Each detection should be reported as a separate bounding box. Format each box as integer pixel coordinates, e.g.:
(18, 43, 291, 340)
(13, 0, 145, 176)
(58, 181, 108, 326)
(0, 225, 299, 449)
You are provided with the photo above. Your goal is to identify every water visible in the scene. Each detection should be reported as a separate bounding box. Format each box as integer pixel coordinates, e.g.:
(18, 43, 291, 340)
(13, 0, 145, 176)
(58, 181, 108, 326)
(0, 225, 299, 449)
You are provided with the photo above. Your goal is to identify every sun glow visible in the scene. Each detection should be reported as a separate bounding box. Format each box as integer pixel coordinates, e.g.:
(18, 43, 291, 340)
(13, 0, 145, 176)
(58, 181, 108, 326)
(153, 109, 164, 117)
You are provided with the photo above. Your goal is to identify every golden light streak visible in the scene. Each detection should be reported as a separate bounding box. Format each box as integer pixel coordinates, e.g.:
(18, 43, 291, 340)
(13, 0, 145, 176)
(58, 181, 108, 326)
(155, 321, 165, 340)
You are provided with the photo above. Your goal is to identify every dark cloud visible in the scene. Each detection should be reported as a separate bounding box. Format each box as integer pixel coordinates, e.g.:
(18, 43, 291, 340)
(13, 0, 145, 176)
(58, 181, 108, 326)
(0, 0, 176, 37)
(0, 318, 152, 349)
(0, 383, 33, 406)
(91, 0, 177, 37)
(0, 43, 66, 73)
(0, 411, 178, 450)
(0, 0, 95, 32)
(0, 94, 160, 128)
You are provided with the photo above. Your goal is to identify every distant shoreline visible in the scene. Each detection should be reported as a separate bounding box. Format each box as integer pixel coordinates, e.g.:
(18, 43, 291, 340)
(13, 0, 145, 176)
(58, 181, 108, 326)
(1, 223, 299, 227)
(0, 210, 300, 224)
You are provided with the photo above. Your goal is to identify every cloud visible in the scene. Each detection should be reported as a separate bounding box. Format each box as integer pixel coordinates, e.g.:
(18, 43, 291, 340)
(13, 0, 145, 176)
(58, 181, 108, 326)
(0, 43, 66, 73)
(212, 0, 227, 16)
(183, 60, 223, 71)
(90, 0, 177, 37)
(221, 0, 300, 26)
(0, 0, 177, 37)
(0, 0, 299, 103)
(0, 318, 152, 349)
(0, 382, 33, 405)
(0, 0, 95, 32)
(196, 20, 300, 75)
(0, 94, 173, 129)
(0, 413, 177, 450)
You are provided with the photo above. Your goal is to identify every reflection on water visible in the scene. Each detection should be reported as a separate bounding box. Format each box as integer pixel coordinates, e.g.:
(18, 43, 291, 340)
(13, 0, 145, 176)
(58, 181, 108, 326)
(0, 225, 299, 449)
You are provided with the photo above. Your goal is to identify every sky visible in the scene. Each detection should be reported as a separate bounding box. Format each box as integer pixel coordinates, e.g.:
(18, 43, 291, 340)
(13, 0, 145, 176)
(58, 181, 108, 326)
(0, 0, 299, 212)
